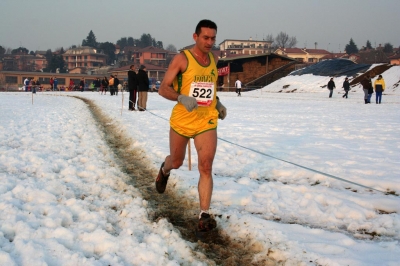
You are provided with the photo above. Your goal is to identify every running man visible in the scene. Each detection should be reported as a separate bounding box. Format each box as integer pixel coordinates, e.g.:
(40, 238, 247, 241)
(156, 19, 227, 232)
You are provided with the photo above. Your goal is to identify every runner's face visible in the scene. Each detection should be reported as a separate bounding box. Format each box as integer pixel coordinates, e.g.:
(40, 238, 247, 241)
(194, 27, 216, 53)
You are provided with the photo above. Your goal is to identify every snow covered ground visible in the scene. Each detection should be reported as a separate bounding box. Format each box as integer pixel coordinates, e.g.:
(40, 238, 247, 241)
(1, 66, 399, 265)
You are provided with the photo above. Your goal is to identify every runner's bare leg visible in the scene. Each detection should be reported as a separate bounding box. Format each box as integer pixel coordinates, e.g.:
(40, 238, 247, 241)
(194, 130, 217, 211)
(164, 128, 189, 173)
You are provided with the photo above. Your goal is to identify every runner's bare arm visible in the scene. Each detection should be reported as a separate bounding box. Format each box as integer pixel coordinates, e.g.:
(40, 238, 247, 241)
(158, 53, 187, 101)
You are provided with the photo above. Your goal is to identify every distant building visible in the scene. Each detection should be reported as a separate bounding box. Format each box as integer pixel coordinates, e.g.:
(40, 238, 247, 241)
(219, 38, 272, 57)
(348, 49, 389, 64)
(132, 46, 169, 67)
(275, 48, 331, 63)
(217, 53, 297, 90)
(389, 54, 400, 65)
(63, 46, 107, 70)
(1, 53, 47, 72)
(0, 70, 101, 91)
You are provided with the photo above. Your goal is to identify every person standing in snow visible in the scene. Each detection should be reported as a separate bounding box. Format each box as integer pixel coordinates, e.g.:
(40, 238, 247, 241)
(235, 78, 242, 96)
(53, 77, 58, 91)
(24, 77, 30, 92)
(114, 74, 120, 96)
(50, 77, 54, 91)
(327, 77, 335, 98)
(108, 75, 115, 96)
(374, 75, 385, 104)
(342, 77, 350, 98)
(32, 79, 37, 94)
(360, 75, 372, 104)
(128, 65, 138, 110)
(79, 78, 85, 92)
(156, 19, 227, 233)
(101, 76, 108, 95)
(137, 65, 149, 111)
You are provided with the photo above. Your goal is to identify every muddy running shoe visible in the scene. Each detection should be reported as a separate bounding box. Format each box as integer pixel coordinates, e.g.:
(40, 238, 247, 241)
(155, 162, 169, 193)
(198, 213, 217, 232)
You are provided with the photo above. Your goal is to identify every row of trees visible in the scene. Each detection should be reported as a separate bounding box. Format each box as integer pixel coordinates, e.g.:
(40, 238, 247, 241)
(1, 30, 398, 73)
(81, 30, 170, 64)
(345, 38, 395, 55)
(0, 30, 169, 73)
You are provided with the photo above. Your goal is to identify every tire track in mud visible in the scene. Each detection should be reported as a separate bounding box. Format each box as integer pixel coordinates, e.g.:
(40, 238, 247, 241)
(74, 96, 278, 266)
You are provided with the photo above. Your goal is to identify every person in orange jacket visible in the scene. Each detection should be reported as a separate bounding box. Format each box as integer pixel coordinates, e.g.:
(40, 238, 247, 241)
(374, 75, 385, 104)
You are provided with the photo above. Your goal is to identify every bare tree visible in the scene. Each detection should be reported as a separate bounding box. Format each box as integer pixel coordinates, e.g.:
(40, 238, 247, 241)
(275, 32, 297, 48)
(165, 44, 177, 52)
(265, 34, 275, 50)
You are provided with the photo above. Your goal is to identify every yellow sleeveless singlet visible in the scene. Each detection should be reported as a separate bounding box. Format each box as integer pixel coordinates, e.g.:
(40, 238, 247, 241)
(170, 50, 219, 138)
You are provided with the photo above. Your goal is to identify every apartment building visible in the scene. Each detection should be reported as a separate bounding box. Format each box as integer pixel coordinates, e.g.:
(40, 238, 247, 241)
(63, 46, 107, 70)
(219, 39, 272, 57)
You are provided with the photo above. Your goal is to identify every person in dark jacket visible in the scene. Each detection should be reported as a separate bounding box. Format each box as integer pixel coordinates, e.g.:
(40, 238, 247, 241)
(101, 76, 109, 95)
(114, 74, 120, 95)
(327, 78, 335, 98)
(360, 75, 372, 104)
(79, 78, 85, 92)
(342, 77, 350, 98)
(137, 65, 149, 111)
(367, 77, 374, 103)
(128, 65, 138, 110)
(93, 77, 101, 92)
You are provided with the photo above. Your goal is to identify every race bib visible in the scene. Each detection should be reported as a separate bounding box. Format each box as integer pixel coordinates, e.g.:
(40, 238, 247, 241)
(189, 82, 214, 107)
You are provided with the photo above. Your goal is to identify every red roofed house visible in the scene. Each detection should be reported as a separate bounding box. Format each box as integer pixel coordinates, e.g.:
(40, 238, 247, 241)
(389, 54, 400, 65)
(133, 46, 169, 68)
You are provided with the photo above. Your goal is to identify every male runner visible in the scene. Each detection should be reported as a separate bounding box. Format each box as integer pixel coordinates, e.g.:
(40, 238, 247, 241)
(156, 19, 227, 232)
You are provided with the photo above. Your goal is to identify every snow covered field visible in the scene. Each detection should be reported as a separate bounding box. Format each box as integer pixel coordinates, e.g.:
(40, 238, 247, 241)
(1, 67, 399, 265)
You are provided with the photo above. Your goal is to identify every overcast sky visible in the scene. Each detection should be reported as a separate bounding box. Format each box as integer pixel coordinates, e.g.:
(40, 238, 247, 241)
(1, 0, 399, 53)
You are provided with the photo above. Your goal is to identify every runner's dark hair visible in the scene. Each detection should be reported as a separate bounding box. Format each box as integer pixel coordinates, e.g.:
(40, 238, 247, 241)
(195, 19, 217, 35)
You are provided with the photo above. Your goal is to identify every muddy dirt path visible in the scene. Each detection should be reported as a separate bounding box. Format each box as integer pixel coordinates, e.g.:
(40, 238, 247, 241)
(75, 96, 278, 265)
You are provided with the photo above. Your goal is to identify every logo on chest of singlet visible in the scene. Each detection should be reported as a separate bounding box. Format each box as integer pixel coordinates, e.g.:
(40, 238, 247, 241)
(194, 75, 214, 83)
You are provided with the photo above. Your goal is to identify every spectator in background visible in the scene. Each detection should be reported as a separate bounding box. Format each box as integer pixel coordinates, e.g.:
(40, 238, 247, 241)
(114, 74, 120, 96)
(50, 77, 54, 91)
(53, 77, 58, 91)
(32, 79, 37, 94)
(360, 75, 372, 104)
(342, 77, 350, 98)
(374, 75, 386, 104)
(24, 77, 29, 92)
(101, 76, 108, 95)
(367, 76, 374, 104)
(69, 80, 74, 91)
(93, 77, 101, 92)
(79, 78, 85, 92)
(137, 65, 149, 111)
(109, 75, 115, 95)
(235, 78, 242, 96)
(36, 79, 41, 92)
(128, 65, 138, 111)
(327, 77, 335, 98)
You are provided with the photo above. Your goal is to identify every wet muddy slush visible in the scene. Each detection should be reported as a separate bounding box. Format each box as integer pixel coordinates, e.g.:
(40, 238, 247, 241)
(75, 97, 278, 265)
